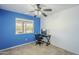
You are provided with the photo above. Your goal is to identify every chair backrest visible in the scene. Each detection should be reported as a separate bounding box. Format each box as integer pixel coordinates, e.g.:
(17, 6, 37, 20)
(35, 34, 40, 39)
(35, 34, 42, 40)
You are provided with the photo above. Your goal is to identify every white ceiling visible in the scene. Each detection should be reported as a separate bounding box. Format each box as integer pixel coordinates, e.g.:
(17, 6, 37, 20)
(0, 4, 79, 16)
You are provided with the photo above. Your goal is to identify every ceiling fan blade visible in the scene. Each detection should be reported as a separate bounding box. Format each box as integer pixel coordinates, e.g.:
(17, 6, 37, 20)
(43, 9, 52, 11)
(41, 12, 47, 17)
(29, 11, 35, 12)
(36, 4, 41, 9)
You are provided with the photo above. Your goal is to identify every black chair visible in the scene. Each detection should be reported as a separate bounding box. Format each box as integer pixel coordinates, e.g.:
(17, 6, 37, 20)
(35, 34, 44, 46)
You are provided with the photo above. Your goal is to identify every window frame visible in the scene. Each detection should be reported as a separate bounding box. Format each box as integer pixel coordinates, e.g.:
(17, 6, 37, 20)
(16, 18, 34, 34)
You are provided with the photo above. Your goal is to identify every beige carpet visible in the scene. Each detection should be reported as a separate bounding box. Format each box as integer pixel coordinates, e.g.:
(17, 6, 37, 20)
(0, 43, 75, 55)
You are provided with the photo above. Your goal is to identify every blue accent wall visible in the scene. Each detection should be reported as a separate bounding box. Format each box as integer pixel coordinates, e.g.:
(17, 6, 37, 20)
(0, 9, 40, 50)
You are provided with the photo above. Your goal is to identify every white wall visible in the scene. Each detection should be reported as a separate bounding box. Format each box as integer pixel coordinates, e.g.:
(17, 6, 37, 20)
(43, 6, 79, 54)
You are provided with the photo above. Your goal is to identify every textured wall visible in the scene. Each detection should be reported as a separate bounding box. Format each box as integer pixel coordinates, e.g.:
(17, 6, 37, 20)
(0, 9, 40, 50)
(43, 6, 79, 54)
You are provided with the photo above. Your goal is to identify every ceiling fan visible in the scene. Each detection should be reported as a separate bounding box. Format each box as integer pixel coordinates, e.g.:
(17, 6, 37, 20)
(30, 4, 52, 17)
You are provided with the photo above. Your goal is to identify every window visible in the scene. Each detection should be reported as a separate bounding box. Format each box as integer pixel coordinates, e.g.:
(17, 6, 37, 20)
(16, 18, 34, 34)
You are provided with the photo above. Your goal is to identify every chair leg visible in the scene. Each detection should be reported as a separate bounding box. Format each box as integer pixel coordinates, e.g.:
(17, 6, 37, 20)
(46, 42, 50, 46)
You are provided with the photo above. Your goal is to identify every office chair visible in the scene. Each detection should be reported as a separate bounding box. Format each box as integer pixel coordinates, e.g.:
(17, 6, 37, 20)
(35, 34, 44, 46)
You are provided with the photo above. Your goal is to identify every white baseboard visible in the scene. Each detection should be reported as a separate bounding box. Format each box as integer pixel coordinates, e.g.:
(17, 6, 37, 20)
(51, 43, 78, 55)
(0, 41, 35, 52)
